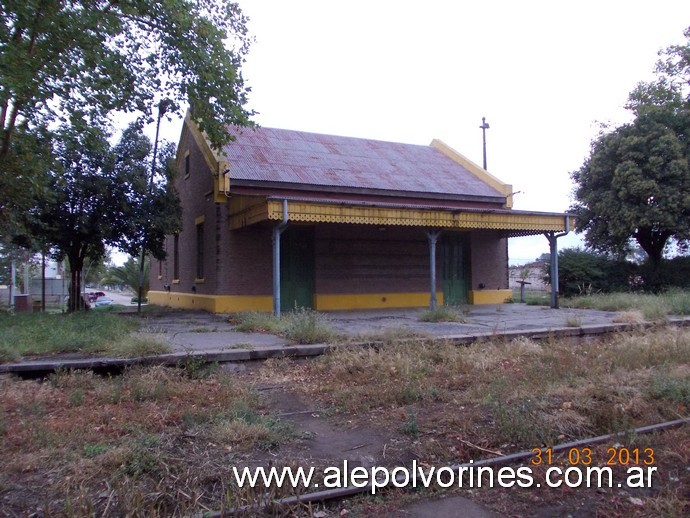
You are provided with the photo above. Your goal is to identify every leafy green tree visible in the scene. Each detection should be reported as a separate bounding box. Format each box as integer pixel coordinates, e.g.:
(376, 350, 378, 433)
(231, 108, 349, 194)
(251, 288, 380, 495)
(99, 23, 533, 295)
(110, 126, 182, 261)
(653, 26, 690, 102)
(571, 115, 690, 267)
(571, 27, 690, 288)
(102, 257, 150, 299)
(26, 122, 117, 310)
(24, 120, 180, 311)
(0, 126, 53, 235)
(0, 0, 253, 159)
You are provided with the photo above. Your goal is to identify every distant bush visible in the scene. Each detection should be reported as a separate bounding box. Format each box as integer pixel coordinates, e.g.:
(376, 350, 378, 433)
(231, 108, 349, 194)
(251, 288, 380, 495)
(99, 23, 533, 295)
(641, 257, 690, 291)
(545, 248, 690, 296)
(544, 248, 633, 296)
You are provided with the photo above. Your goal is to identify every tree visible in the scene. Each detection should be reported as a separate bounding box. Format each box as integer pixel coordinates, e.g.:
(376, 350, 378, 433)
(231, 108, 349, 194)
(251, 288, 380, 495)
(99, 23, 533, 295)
(27, 122, 117, 310)
(0, 0, 254, 160)
(24, 120, 180, 311)
(654, 26, 690, 101)
(571, 115, 690, 267)
(109, 125, 182, 261)
(571, 27, 690, 287)
(0, 125, 53, 236)
(102, 257, 150, 299)
(0, 240, 37, 292)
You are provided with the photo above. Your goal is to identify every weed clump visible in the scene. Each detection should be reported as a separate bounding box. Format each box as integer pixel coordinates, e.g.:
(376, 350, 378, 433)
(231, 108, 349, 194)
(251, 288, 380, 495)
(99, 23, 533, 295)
(110, 334, 172, 358)
(229, 311, 285, 334)
(419, 306, 464, 323)
(283, 308, 335, 344)
(229, 309, 337, 344)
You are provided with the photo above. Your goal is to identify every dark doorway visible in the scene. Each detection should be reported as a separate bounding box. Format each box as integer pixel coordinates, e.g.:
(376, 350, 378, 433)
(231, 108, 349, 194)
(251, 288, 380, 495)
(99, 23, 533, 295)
(280, 226, 314, 310)
(441, 233, 470, 305)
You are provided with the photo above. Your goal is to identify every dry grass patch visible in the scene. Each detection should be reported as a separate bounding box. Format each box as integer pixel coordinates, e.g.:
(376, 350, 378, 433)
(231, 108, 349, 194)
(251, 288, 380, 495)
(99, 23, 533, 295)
(2, 325, 689, 516)
(265, 327, 690, 452)
(562, 290, 690, 320)
(612, 309, 646, 324)
(255, 327, 690, 515)
(345, 327, 432, 346)
(0, 366, 295, 515)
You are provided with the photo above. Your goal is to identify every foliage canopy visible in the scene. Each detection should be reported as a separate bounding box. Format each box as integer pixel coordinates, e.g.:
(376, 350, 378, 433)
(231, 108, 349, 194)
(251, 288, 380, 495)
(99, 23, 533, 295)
(0, 0, 254, 156)
(571, 26, 690, 277)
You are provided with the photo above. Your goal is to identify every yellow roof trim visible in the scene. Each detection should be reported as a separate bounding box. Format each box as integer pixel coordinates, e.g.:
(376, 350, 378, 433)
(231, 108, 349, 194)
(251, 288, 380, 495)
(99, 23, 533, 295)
(431, 139, 513, 208)
(229, 198, 572, 234)
(178, 111, 225, 175)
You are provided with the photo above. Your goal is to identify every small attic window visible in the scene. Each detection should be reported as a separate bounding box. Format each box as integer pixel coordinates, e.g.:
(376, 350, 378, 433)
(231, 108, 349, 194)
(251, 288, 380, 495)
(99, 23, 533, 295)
(184, 151, 190, 179)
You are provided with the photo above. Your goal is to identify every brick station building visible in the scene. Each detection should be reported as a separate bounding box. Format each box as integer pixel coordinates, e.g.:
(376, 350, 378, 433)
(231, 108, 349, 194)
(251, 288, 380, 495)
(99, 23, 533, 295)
(149, 114, 573, 314)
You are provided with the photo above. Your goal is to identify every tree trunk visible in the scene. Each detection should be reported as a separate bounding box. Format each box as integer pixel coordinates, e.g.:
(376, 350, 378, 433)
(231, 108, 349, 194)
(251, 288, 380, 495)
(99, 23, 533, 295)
(634, 228, 671, 292)
(67, 255, 88, 312)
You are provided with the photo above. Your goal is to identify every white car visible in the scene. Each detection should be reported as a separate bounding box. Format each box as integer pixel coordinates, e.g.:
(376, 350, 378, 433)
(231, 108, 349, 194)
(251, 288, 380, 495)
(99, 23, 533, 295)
(93, 296, 114, 306)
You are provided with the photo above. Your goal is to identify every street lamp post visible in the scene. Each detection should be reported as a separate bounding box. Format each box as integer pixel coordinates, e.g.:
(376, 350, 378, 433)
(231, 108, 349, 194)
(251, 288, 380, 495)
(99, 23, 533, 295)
(137, 99, 172, 313)
(480, 116, 490, 170)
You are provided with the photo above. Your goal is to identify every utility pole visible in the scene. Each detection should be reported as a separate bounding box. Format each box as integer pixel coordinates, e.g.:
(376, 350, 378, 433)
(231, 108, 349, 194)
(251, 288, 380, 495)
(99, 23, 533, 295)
(480, 116, 490, 170)
(138, 99, 173, 313)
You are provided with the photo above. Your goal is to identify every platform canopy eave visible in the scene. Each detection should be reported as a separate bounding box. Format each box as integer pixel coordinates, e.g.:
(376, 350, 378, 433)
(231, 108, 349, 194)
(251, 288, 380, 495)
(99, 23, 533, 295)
(228, 196, 574, 236)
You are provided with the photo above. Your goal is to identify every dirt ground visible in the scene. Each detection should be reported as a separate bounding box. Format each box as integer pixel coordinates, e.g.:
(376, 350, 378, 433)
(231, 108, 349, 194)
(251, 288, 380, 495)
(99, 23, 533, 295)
(0, 325, 688, 517)
(241, 367, 690, 517)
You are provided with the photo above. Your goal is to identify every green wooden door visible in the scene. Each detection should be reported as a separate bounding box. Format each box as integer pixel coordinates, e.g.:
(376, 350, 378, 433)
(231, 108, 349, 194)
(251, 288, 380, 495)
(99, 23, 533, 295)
(442, 234, 469, 305)
(280, 226, 314, 311)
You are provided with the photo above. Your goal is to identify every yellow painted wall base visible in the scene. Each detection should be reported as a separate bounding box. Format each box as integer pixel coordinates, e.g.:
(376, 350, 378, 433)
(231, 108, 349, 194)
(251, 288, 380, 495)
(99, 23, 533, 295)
(149, 291, 272, 313)
(149, 291, 446, 313)
(314, 292, 443, 311)
(151, 290, 512, 313)
(468, 289, 514, 304)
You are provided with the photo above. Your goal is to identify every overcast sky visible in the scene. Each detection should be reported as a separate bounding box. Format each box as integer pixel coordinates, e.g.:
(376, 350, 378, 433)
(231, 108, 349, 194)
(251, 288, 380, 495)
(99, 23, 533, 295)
(159, 0, 690, 264)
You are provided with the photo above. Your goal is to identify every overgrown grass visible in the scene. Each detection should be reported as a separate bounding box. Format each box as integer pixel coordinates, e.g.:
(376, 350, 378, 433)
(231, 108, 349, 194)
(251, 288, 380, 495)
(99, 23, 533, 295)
(229, 308, 337, 344)
(558, 290, 690, 320)
(419, 305, 465, 322)
(563, 313, 582, 327)
(349, 327, 431, 346)
(229, 311, 286, 334)
(0, 366, 294, 515)
(270, 326, 690, 451)
(109, 334, 172, 358)
(212, 404, 294, 451)
(0, 311, 140, 362)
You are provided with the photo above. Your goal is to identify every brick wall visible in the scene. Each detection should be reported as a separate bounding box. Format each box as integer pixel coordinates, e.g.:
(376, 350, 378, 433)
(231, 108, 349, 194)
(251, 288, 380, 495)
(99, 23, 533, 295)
(217, 224, 273, 295)
(151, 125, 218, 294)
(469, 230, 509, 290)
(315, 224, 434, 295)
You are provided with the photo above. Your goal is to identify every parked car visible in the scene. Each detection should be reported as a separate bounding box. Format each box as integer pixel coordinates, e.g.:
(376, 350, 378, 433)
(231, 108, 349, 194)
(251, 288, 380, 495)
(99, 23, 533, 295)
(93, 296, 114, 306)
(87, 291, 106, 302)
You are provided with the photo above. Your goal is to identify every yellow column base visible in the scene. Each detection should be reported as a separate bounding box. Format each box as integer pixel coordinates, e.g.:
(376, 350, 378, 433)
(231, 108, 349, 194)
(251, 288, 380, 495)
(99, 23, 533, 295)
(468, 289, 513, 304)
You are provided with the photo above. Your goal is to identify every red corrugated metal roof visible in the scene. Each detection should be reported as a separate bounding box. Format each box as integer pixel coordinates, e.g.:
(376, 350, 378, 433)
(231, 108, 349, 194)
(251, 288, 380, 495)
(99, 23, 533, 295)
(221, 127, 504, 199)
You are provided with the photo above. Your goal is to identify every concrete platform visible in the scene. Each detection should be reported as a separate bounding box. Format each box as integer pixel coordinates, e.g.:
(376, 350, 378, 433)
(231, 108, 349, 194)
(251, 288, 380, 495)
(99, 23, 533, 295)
(1, 304, 688, 375)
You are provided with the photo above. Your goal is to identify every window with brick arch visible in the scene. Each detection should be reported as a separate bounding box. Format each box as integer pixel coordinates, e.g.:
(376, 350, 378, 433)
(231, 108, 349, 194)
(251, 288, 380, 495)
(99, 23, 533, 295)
(196, 222, 204, 279)
(173, 234, 180, 280)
